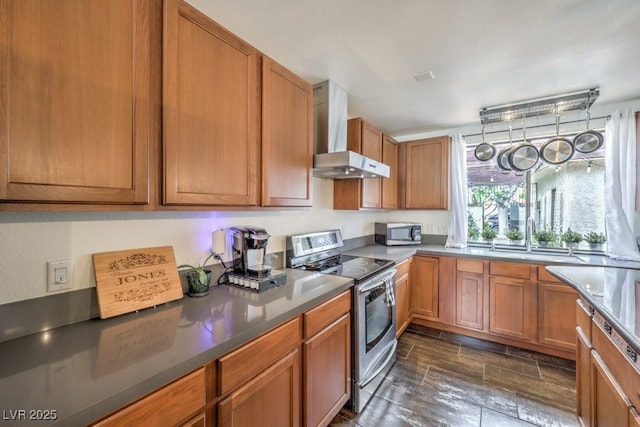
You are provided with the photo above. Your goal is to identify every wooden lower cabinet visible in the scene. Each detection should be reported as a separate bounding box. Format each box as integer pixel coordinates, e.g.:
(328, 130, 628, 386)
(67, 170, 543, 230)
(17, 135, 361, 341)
(395, 259, 412, 336)
(302, 290, 351, 427)
(488, 275, 535, 341)
(538, 282, 577, 351)
(218, 349, 300, 427)
(411, 256, 439, 319)
(631, 408, 640, 427)
(456, 272, 484, 331)
(303, 314, 350, 427)
(92, 368, 206, 427)
(591, 350, 631, 427)
(575, 308, 640, 427)
(576, 326, 592, 427)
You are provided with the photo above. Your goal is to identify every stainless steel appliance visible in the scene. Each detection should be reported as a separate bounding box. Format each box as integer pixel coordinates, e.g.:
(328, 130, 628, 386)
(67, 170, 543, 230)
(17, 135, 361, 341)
(286, 229, 397, 413)
(312, 80, 390, 179)
(374, 222, 422, 246)
(226, 226, 287, 292)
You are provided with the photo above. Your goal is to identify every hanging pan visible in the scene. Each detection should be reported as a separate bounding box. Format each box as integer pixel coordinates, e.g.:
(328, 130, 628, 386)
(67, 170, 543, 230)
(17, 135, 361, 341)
(540, 110, 574, 165)
(573, 109, 603, 153)
(496, 127, 514, 172)
(474, 125, 496, 161)
(508, 121, 539, 172)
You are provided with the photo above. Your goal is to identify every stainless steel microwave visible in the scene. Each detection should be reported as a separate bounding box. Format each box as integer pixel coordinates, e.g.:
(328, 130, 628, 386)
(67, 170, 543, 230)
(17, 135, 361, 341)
(374, 222, 422, 246)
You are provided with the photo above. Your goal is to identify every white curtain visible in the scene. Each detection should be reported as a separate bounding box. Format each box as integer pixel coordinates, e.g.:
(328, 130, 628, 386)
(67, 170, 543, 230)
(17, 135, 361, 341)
(445, 133, 468, 248)
(604, 109, 640, 260)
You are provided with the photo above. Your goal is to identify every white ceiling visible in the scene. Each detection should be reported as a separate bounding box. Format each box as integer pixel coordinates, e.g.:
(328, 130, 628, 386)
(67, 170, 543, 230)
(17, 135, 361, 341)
(185, 0, 640, 139)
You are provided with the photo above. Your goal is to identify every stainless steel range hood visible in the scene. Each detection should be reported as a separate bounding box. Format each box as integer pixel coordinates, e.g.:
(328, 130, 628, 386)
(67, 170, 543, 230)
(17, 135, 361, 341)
(313, 80, 390, 179)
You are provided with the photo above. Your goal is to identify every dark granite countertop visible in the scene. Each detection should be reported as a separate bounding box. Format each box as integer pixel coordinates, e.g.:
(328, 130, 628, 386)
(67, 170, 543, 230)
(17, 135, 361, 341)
(546, 265, 640, 355)
(0, 269, 353, 427)
(345, 244, 640, 269)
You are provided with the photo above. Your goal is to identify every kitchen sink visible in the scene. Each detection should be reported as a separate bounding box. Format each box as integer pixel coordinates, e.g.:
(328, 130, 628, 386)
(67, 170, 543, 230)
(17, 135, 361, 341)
(463, 246, 590, 264)
(489, 248, 589, 264)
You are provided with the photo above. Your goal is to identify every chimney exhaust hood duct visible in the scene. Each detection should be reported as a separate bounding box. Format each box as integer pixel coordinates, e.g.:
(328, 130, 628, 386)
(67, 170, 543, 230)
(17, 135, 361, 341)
(312, 80, 390, 179)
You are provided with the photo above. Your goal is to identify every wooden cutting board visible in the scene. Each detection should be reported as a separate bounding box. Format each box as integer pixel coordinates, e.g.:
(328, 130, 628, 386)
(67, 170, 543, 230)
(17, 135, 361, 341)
(93, 246, 183, 319)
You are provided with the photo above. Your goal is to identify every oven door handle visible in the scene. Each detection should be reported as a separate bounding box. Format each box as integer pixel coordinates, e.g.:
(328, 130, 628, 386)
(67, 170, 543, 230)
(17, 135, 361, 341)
(358, 268, 397, 294)
(360, 339, 398, 388)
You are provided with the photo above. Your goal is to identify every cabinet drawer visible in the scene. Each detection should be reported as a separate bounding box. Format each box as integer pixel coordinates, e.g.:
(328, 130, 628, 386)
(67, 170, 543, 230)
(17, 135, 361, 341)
(576, 299, 592, 341)
(304, 290, 351, 338)
(592, 317, 640, 409)
(457, 259, 483, 274)
(218, 317, 300, 395)
(395, 258, 411, 278)
(538, 266, 562, 283)
(489, 262, 532, 279)
(93, 368, 205, 426)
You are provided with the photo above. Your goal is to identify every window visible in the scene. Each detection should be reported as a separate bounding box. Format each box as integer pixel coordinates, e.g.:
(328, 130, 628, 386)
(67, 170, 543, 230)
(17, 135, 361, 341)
(467, 134, 605, 251)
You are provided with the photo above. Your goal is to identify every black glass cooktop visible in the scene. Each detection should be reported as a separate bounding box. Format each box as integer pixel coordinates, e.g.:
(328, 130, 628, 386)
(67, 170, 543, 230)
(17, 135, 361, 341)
(302, 254, 393, 281)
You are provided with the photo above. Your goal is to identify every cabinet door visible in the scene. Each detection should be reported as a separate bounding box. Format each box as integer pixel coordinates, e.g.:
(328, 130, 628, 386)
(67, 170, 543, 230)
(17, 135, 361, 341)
(456, 273, 484, 331)
(334, 118, 383, 210)
(395, 268, 411, 336)
(0, 0, 152, 204)
(218, 349, 300, 427)
(261, 57, 312, 207)
(538, 282, 577, 350)
(163, 0, 259, 206)
(381, 135, 398, 209)
(591, 350, 631, 427)
(400, 136, 450, 209)
(630, 408, 640, 427)
(489, 276, 534, 341)
(360, 120, 383, 208)
(576, 327, 592, 427)
(411, 256, 439, 319)
(303, 313, 350, 427)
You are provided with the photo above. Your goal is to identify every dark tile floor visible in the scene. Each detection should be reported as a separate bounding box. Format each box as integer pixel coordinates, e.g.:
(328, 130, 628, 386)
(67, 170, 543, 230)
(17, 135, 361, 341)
(330, 324, 579, 427)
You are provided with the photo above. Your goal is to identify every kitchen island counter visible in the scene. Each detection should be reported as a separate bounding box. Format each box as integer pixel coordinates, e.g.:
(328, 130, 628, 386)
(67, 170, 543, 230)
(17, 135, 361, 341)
(546, 265, 640, 357)
(0, 270, 353, 426)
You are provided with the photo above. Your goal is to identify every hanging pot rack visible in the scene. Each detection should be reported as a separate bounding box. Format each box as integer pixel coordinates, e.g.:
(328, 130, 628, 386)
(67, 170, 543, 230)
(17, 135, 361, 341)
(479, 88, 599, 126)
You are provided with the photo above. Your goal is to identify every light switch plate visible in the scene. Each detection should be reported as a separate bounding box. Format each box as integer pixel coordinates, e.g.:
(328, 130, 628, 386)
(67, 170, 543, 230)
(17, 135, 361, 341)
(47, 259, 73, 292)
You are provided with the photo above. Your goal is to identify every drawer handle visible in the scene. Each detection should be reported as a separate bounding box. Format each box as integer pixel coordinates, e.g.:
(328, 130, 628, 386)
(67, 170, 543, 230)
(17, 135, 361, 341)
(627, 345, 638, 363)
(603, 322, 612, 335)
(587, 305, 594, 316)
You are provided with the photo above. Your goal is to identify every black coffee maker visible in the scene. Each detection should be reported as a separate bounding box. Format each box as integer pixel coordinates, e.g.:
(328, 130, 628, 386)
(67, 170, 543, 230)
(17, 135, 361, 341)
(227, 226, 287, 292)
(231, 226, 272, 277)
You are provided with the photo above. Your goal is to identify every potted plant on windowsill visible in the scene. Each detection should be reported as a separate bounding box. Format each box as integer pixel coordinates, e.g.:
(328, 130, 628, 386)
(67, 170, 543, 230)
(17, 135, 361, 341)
(584, 231, 606, 251)
(561, 228, 583, 250)
(481, 225, 497, 243)
(178, 252, 216, 297)
(533, 229, 557, 247)
(506, 228, 524, 245)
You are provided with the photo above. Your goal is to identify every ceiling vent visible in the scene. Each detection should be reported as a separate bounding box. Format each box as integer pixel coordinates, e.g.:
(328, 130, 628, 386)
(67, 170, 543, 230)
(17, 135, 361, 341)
(479, 88, 599, 125)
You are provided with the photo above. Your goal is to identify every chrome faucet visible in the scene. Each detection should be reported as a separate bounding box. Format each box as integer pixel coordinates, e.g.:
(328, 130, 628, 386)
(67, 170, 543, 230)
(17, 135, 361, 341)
(526, 217, 535, 252)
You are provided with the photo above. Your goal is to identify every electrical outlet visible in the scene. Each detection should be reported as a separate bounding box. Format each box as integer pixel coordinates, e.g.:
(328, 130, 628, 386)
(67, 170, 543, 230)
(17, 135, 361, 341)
(47, 259, 73, 292)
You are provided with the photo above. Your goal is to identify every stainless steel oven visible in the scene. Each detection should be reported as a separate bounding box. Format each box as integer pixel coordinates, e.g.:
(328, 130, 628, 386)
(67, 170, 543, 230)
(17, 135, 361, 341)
(286, 229, 397, 413)
(352, 267, 397, 413)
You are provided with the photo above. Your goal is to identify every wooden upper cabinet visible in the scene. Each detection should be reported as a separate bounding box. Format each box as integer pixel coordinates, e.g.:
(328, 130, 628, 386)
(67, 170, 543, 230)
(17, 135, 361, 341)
(163, 0, 259, 206)
(382, 135, 399, 209)
(261, 57, 313, 207)
(334, 118, 383, 210)
(0, 0, 153, 205)
(400, 136, 450, 209)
